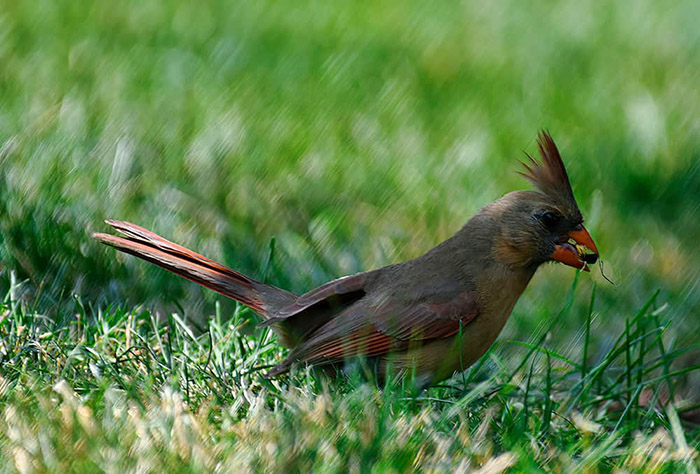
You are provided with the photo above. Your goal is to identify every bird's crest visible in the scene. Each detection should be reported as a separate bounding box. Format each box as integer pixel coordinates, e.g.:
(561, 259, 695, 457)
(519, 131, 579, 211)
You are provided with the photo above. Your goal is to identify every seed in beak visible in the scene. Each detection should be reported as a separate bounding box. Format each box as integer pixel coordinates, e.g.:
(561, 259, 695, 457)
(574, 243, 598, 264)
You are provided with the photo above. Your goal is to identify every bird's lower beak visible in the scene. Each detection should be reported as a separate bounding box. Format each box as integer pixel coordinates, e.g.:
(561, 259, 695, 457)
(550, 225, 599, 272)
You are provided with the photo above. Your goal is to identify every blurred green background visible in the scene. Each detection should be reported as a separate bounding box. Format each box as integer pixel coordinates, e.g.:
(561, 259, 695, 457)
(0, 0, 698, 360)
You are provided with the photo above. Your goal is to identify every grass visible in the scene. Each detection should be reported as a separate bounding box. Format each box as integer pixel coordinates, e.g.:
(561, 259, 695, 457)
(0, 0, 699, 471)
(0, 276, 697, 471)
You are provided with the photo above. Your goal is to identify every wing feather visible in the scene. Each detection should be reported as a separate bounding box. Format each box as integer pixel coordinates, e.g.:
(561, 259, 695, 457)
(268, 289, 479, 374)
(259, 272, 370, 328)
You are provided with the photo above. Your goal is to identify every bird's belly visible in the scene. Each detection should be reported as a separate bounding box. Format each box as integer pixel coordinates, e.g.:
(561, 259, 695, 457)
(382, 293, 521, 386)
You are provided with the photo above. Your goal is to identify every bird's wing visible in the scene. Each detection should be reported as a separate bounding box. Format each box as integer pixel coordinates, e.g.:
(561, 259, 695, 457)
(267, 285, 479, 375)
(372, 291, 479, 340)
(256, 271, 375, 347)
(258, 271, 370, 326)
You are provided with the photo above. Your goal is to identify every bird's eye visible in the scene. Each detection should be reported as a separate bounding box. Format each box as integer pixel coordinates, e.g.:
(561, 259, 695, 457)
(538, 211, 560, 230)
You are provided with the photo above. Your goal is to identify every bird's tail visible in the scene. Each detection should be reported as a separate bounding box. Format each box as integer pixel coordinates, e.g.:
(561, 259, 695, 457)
(93, 220, 296, 316)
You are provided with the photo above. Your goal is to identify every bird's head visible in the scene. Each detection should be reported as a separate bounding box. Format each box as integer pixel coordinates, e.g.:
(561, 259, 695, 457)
(487, 131, 598, 272)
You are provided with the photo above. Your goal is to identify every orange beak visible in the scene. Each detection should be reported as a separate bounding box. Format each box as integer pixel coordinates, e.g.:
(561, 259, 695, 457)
(550, 225, 599, 272)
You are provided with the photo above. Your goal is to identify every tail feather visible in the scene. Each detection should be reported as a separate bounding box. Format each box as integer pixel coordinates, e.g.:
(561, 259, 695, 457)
(93, 220, 295, 316)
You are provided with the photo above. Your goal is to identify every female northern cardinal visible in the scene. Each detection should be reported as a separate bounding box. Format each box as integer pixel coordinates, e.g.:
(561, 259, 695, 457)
(94, 131, 598, 386)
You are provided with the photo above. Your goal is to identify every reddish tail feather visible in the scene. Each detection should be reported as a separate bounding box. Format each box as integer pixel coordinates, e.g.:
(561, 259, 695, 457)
(92, 220, 295, 316)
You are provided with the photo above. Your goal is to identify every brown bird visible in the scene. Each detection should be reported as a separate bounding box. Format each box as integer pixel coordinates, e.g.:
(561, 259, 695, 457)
(93, 131, 598, 386)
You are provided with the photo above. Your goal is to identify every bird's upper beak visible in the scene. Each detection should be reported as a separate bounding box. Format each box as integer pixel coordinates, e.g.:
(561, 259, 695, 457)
(550, 225, 599, 272)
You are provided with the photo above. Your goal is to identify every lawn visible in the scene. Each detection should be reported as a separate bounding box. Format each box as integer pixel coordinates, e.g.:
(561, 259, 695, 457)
(0, 0, 698, 471)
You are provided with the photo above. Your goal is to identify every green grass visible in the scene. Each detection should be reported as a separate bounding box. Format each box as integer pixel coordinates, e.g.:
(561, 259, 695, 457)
(0, 0, 699, 471)
(0, 277, 697, 471)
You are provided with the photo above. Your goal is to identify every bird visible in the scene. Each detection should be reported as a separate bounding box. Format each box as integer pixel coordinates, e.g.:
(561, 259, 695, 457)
(93, 131, 598, 387)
